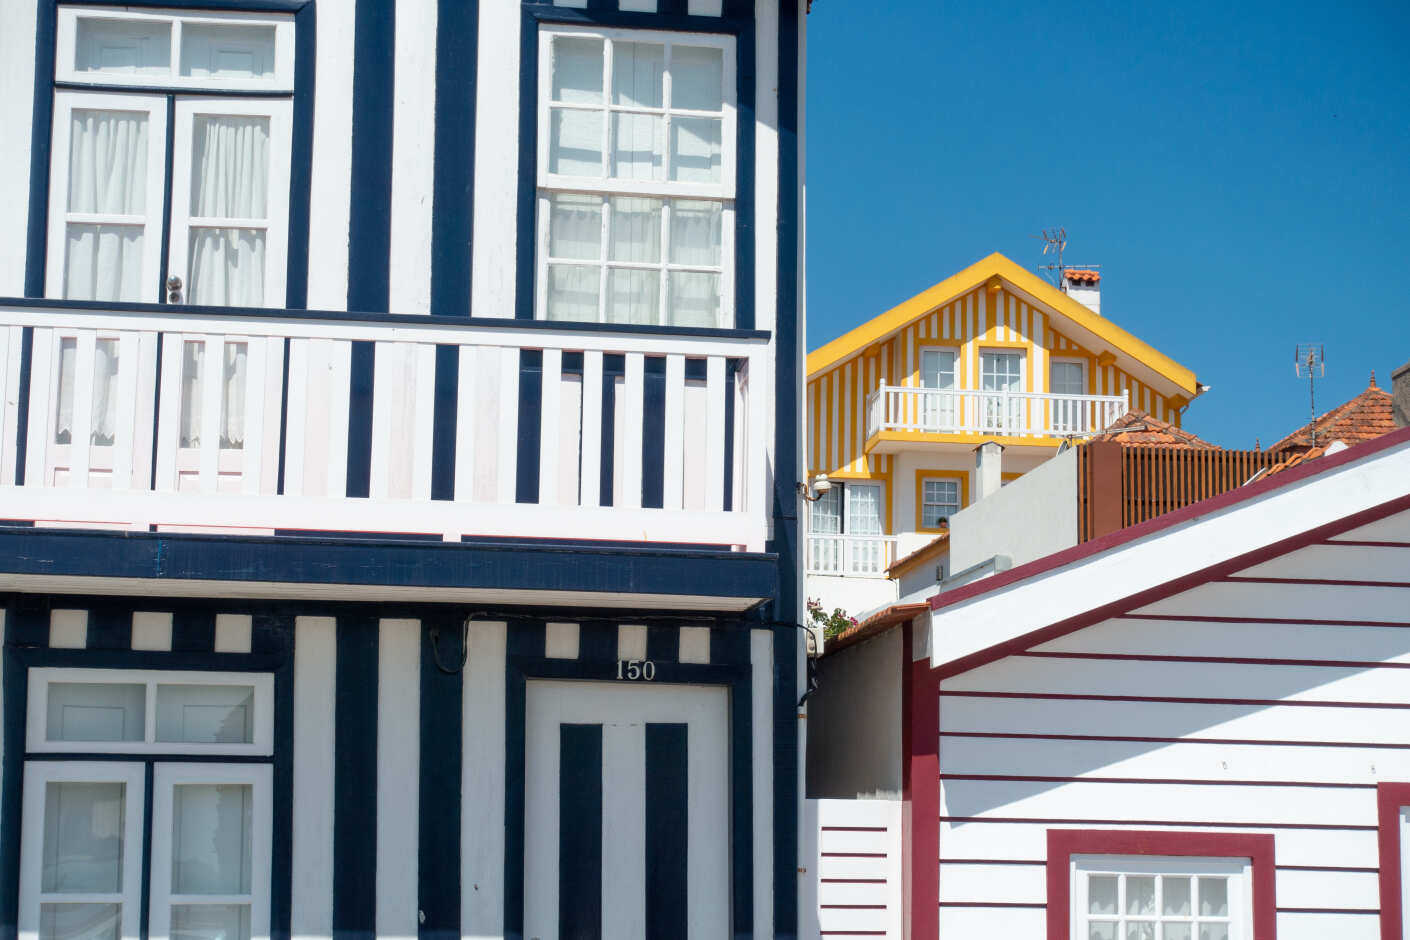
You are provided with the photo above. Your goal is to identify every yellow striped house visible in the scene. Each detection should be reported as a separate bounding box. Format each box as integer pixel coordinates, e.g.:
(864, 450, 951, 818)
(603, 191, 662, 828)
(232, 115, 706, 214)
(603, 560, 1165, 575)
(804, 252, 1202, 615)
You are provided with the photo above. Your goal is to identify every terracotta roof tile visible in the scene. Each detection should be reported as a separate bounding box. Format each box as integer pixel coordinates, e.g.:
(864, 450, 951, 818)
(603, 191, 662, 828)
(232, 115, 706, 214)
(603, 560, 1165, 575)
(1063, 269, 1101, 284)
(824, 603, 928, 656)
(1088, 410, 1219, 449)
(1269, 377, 1395, 453)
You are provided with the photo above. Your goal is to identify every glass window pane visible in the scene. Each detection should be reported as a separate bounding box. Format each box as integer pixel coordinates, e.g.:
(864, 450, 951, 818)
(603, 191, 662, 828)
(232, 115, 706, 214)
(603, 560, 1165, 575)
(670, 45, 723, 112)
(1197, 927, 1229, 940)
(846, 484, 882, 535)
(669, 117, 721, 183)
(40, 903, 121, 940)
(1163, 876, 1192, 916)
(180, 341, 204, 447)
(171, 784, 252, 895)
(1125, 924, 1154, 940)
(611, 112, 664, 181)
(611, 41, 663, 108)
(1164, 924, 1192, 940)
(171, 903, 251, 940)
(608, 198, 662, 263)
(605, 269, 660, 325)
(64, 225, 147, 303)
(180, 24, 276, 80)
(1088, 875, 1118, 915)
(1052, 361, 1084, 396)
(47, 683, 146, 743)
(667, 271, 720, 329)
(69, 110, 150, 215)
(546, 265, 600, 321)
(1088, 924, 1116, 940)
(92, 339, 121, 446)
(42, 782, 126, 893)
(1198, 877, 1228, 917)
(187, 228, 266, 307)
(1127, 876, 1155, 915)
(548, 108, 604, 177)
(190, 116, 270, 219)
(551, 36, 603, 104)
(921, 350, 955, 389)
(809, 487, 841, 534)
(219, 344, 247, 450)
(156, 684, 255, 745)
(669, 200, 722, 266)
(75, 18, 171, 75)
(548, 194, 602, 260)
(55, 338, 78, 445)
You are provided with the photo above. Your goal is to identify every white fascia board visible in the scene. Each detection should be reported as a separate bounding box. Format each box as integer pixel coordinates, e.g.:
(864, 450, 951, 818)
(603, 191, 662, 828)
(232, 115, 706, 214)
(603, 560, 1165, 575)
(929, 434, 1410, 670)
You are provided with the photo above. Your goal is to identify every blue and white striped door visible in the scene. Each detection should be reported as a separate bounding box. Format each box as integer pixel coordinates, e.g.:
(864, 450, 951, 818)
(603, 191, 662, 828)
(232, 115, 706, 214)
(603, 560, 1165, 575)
(525, 681, 730, 939)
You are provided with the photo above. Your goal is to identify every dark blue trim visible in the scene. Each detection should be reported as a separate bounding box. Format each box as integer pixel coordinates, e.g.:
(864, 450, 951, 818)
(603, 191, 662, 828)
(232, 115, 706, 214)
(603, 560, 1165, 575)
(86, 607, 131, 650)
(158, 96, 176, 302)
(730, 662, 755, 938)
(149, 333, 164, 489)
(7, 598, 48, 647)
(14, 328, 33, 484)
(501, 621, 543, 940)
(0, 296, 772, 341)
(285, 1, 317, 308)
(657, 0, 688, 15)
(346, 0, 395, 314)
(516, 349, 543, 503)
(140, 762, 155, 940)
(641, 356, 666, 509)
(333, 615, 378, 940)
(710, 624, 750, 666)
(599, 354, 623, 507)
(53, 82, 293, 98)
(12, 646, 287, 672)
(419, 617, 463, 940)
(271, 655, 294, 940)
(577, 620, 616, 662)
(276, 337, 290, 494)
(723, 359, 736, 511)
(514, 4, 756, 325)
(645, 623, 679, 662)
(644, 722, 688, 937)
(431, 0, 477, 317)
(172, 608, 216, 652)
(22, 0, 56, 298)
(772, 3, 801, 936)
(82, 0, 309, 10)
(345, 341, 375, 498)
(558, 723, 603, 940)
(430, 345, 459, 500)
(0, 643, 26, 940)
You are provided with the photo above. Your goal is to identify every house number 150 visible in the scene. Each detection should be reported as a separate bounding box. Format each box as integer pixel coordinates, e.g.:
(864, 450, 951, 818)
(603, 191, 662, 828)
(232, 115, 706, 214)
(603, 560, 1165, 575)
(617, 659, 656, 681)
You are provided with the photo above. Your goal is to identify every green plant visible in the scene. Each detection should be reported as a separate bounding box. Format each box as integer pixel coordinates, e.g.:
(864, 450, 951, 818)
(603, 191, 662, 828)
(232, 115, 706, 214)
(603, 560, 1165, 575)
(807, 598, 858, 642)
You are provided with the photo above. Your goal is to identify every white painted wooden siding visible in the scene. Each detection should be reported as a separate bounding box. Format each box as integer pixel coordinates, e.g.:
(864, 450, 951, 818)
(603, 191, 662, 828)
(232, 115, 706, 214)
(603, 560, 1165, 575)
(800, 799, 903, 939)
(935, 512, 1410, 938)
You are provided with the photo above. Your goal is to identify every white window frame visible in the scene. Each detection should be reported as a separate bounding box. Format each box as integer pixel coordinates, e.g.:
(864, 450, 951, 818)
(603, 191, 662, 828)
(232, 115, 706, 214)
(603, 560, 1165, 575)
(45, 89, 169, 302)
(920, 476, 959, 529)
(919, 346, 958, 389)
(843, 481, 884, 536)
(980, 348, 1026, 391)
(1050, 357, 1087, 396)
(55, 6, 295, 91)
(18, 760, 147, 940)
(26, 667, 275, 756)
(1071, 855, 1252, 940)
(167, 95, 293, 307)
(148, 762, 274, 940)
(534, 25, 738, 327)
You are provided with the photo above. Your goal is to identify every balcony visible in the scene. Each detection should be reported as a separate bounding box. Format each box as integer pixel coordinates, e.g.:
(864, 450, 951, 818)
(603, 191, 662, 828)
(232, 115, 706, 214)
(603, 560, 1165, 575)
(805, 533, 898, 577)
(866, 385, 1128, 442)
(0, 300, 771, 551)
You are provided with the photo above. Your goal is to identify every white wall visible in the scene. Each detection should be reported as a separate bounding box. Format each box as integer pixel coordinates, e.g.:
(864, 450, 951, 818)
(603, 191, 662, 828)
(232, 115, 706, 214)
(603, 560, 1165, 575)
(807, 573, 895, 623)
(801, 798, 904, 940)
(947, 445, 1077, 573)
(934, 507, 1410, 939)
(0, 0, 36, 296)
(806, 626, 901, 799)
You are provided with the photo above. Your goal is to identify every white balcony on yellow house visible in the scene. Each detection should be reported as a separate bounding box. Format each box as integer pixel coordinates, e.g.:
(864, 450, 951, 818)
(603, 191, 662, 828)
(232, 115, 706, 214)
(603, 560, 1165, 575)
(865, 385, 1129, 443)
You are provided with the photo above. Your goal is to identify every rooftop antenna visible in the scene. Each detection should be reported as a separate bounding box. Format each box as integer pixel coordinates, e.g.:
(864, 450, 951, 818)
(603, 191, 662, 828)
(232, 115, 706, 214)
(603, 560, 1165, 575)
(1033, 227, 1068, 285)
(1294, 344, 1326, 447)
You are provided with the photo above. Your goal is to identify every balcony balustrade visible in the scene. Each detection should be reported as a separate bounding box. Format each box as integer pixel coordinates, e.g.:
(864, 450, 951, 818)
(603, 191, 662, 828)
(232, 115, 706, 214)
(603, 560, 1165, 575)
(805, 532, 898, 578)
(0, 301, 770, 550)
(866, 385, 1128, 439)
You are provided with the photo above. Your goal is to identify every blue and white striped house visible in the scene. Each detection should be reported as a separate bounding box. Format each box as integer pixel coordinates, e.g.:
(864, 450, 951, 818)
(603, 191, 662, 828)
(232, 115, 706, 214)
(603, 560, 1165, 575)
(0, 0, 807, 937)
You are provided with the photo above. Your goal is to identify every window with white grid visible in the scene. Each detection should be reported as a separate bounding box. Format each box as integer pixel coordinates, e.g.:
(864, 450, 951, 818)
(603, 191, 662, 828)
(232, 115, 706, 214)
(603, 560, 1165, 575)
(921, 478, 959, 529)
(1072, 856, 1249, 940)
(536, 26, 736, 328)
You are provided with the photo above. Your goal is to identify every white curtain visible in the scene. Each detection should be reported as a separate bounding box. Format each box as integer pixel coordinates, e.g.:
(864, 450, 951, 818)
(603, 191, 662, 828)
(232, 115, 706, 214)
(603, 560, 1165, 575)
(91, 339, 120, 445)
(670, 117, 721, 183)
(54, 339, 77, 444)
(64, 108, 149, 302)
(187, 115, 269, 306)
(180, 341, 204, 447)
(220, 343, 247, 449)
(847, 484, 883, 535)
(605, 197, 661, 325)
(668, 200, 722, 327)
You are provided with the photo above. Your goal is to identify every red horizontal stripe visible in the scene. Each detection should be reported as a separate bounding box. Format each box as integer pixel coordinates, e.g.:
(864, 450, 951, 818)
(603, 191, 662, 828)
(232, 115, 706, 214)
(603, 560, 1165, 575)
(821, 852, 888, 858)
(820, 877, 887, 883)
(1224, 576, 1410, 588)
(941, 860, 1379, 873)
(819, 932, 886, 936)
(821, 826, 888, 832)
(939, 772, 1374, 789)
(1277, 864, 1378, 873)
(1018, 650, 1410, 670)
(938, 816, 1376, 831)
(1277, 908, 1379, 915)
(820, 904, 887, 910)
(1326, 540, 1410, 548)
(940, 858, 1044, 866)
(937, 901, 1046, 909)
(938, 689, 1410, 710)
(940, 730, 1410, 750)
(1122, 613, 1410, 627)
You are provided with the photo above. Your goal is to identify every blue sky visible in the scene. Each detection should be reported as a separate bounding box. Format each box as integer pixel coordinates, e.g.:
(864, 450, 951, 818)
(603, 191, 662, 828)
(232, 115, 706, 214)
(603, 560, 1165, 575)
(804, 0, 1410, 448)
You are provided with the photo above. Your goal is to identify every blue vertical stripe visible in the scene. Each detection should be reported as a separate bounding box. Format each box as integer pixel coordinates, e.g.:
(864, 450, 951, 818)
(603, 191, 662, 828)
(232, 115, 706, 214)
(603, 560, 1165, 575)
(577, 621, 617, 663)
(158, 96, 175, 302)
(171, 608, 216, 652)
(430, 344, 459, 500)
(345, 341, 376, 498)
(641, 356, 666, 509)
(14, 329, 33, 485)
(645, 723, 688, 938)
(600, 355, 624, 506)
(516, 349, 543, 503)
(558, 723, 603, 940)
(0, 642, 26, 940)
(645, 624, 679, 662)
(333, 616, 378, 940)
(85, 607, 131, 650)
(723, 359, 736, 512)
(503, 620, 544, 940)
(419, 618, 463, 940)
(514, 7, 538, 320)
(346, 0, 394, 312)
(22, 0, 56, 298)
(270, 655, 295, 940)
(139, 762, 154, 940)
(430, 0, 476, 317)
(286, 1, 317, 308)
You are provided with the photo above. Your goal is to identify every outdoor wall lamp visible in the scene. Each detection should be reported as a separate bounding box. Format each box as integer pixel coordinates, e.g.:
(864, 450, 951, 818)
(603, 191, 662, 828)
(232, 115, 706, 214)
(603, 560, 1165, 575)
(797, 473, 832, 502)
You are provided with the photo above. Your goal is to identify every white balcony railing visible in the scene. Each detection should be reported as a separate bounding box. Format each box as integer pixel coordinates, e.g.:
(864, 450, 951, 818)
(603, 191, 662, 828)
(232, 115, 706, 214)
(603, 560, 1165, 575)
(0, 302, 770, 550)
(805, 533, 898, 577)
(866, 385, 1128, 439)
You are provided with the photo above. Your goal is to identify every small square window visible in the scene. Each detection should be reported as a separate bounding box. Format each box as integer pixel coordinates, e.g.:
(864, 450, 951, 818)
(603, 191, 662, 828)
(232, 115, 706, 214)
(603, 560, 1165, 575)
(921, 478, 960, 529)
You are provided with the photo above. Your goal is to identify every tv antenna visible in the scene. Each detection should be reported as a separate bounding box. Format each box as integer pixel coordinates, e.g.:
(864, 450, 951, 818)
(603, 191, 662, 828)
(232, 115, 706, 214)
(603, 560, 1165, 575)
(1293, 344, 1326, 447)
(1033, 227, 1068, 285)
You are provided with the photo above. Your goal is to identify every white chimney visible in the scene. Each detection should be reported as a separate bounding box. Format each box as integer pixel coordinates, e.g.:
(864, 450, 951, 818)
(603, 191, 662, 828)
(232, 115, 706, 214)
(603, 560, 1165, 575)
(1061, 268, 1101, 316)
(972, 440, 1004, 502)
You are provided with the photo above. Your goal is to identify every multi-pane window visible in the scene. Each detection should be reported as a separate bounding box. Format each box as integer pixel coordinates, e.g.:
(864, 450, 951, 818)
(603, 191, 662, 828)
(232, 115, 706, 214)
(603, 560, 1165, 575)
(919, 348, 957, 430)
(980, 350, 1025, 430)
(1072, 857, 1248, 940)
(1051, 360, 1086, 396)
(20, 669, 274, 940)
(921, 478, 959, 529)
(47, 7, 294, 306)
(537, 27, 736, 327)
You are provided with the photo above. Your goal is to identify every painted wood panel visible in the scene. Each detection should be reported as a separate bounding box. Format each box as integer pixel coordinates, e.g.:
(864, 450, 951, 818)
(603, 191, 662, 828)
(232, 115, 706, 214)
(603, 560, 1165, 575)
(802, 798, 903, 940)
